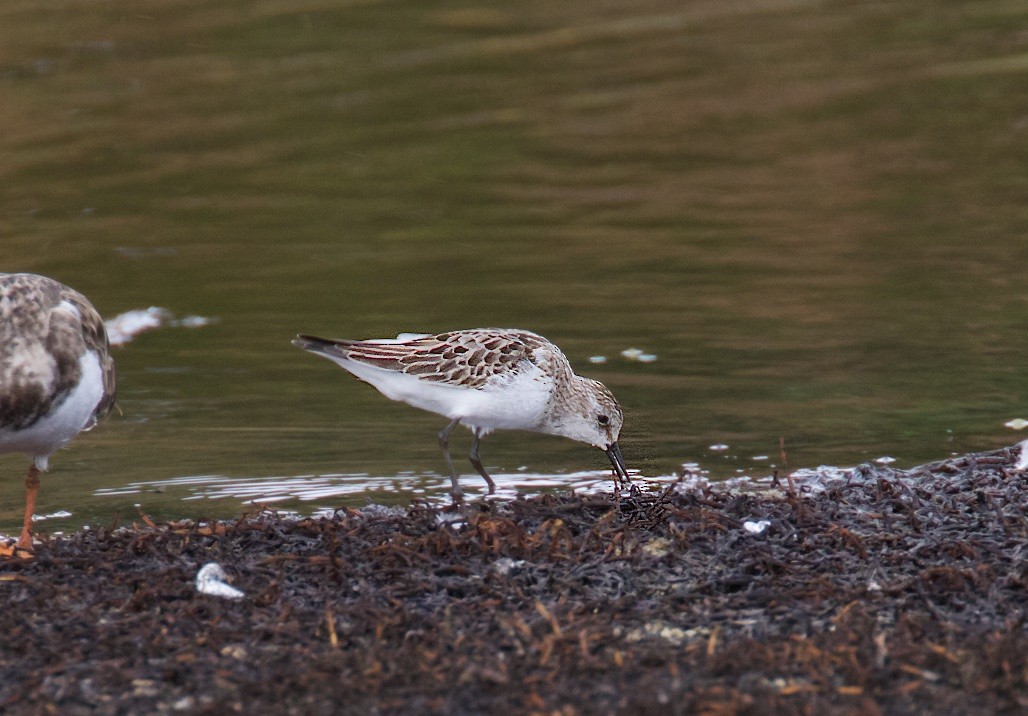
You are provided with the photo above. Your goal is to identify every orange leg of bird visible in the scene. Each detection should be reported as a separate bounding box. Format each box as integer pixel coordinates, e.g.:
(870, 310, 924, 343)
(16, 464, 41, 551)
(0, 464, 39, 558)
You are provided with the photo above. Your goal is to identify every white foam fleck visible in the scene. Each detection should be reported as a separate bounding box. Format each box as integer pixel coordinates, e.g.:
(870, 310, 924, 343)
(31, 510, 72, 522)
(679, 462, 708, 480)
(104, 307, 215, 347)
(104, 307, 170, 346)
(1004, 418, 1028, 430)
(172, 315, 215, 328)
(787, 465, 858, 491)
(875, 456, 896, 465)
(588, 355, 607, 364)
(619, 348, 658, 363)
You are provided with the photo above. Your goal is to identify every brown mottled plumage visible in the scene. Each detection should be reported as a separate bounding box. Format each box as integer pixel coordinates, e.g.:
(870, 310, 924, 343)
(322, 330, 560, 389)
(0, 273, 115, 554)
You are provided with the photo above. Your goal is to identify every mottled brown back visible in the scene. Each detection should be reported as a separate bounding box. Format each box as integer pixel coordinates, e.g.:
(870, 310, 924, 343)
(299, 329, 569, 390)
(0, 273, 116, 431)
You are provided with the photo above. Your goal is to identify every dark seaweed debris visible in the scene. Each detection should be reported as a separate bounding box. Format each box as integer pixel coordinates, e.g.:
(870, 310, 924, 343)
(1, 445, 1026, 715)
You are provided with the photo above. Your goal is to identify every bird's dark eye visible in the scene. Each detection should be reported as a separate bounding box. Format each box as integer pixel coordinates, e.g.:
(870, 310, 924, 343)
(597, 414, 610, 426)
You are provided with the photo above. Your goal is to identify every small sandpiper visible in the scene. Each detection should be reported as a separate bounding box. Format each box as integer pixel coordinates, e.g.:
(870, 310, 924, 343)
(0, 273, 116, 555)
(293, 328, 629, 500)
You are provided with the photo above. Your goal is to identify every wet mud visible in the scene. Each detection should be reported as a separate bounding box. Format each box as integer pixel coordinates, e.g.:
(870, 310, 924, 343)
(1, 445, 1025, 715)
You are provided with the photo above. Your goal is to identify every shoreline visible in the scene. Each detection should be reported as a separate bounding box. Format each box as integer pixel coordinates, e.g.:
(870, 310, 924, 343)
(1, 444, 1025, 714)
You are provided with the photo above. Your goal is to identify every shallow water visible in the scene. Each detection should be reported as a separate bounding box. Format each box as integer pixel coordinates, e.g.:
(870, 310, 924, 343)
(1, 0, 1025, 534)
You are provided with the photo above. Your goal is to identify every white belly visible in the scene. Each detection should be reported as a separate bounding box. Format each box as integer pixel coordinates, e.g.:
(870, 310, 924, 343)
(0, 350, 105, 470)
(328, 356, 552, 433)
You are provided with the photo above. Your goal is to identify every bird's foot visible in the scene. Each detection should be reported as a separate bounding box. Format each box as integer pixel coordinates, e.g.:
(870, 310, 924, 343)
(0, 538, 34, 560)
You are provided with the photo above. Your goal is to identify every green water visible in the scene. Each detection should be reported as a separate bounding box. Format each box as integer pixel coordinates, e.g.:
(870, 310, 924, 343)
(1, 0, 1025, 533)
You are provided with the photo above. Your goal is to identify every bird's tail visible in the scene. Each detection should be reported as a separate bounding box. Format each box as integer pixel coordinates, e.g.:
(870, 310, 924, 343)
(292, 334, 355, 359)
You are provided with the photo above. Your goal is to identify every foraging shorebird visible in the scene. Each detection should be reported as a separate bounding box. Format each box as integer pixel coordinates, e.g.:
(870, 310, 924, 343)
(293, 329, 629, 500)
(0, 273, 115, 554)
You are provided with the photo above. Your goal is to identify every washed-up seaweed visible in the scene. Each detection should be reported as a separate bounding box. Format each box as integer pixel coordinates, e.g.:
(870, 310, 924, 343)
(1, 444, 1025, 714)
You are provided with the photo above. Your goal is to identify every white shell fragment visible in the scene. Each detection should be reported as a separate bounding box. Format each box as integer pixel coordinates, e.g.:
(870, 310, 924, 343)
(620, 348, 657, 363)
(743, 520, 771, 535)
(1004, 418, 1028, 430)
(195, 563, 245, 600)
(490, 558, 528, 577)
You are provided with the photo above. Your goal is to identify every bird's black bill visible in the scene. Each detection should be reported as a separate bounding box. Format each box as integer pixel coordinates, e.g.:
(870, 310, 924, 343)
(605, 442, 630, 486)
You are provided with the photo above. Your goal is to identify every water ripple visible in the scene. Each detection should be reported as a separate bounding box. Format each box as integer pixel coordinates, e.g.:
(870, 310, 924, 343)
(94, 469, 681, 508)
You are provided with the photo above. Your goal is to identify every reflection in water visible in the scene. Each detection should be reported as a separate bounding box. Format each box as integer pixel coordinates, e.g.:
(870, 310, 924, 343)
(94, 469, 681, 509)
(93, 459, 895, 519)
(4, 461, 885, 541)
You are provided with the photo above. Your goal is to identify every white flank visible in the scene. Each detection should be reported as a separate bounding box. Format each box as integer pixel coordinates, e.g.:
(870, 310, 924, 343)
(323, 354, 552, 432)
(0, 350, 105, 470)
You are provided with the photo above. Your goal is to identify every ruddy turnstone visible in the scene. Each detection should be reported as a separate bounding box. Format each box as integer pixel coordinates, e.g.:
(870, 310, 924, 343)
(293, 328, 629, 500)
(0, 273, 115, 554)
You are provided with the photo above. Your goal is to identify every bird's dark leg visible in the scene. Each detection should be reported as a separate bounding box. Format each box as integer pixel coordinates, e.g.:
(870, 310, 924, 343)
(17, 464, 41, 551)
(468, 431, 496, 494)
(438, 418, 464, 502)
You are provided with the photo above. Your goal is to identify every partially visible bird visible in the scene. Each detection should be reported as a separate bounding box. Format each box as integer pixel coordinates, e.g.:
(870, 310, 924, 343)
(0, 273, 115, 555)
(293, 328, 629, 500)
